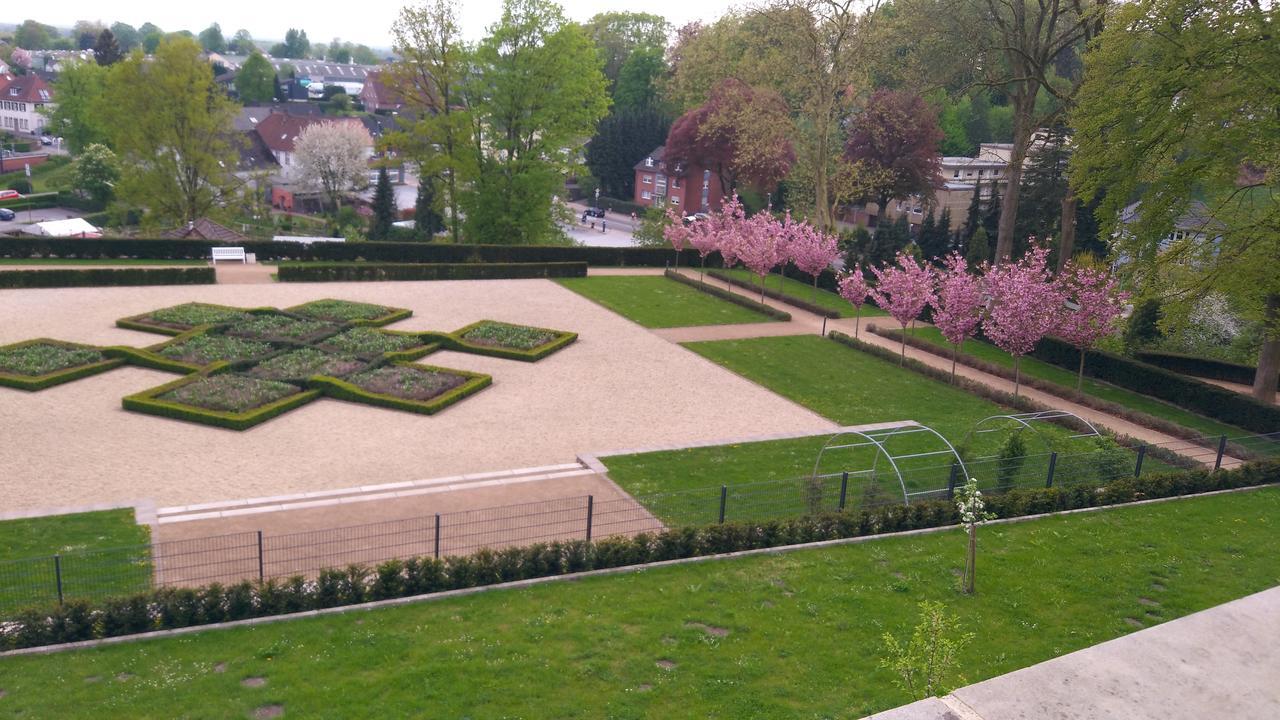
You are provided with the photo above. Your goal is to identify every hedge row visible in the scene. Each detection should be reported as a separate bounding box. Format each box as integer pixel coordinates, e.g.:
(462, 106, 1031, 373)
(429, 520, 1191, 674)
(310, 364, 492, 416)
(706, 269, 840, 318)
(276, 262, 588, 282)
(0, 192, 57, 211)
(1028, 336, 1280, 435)
(1136, 350, 1275, 388)
(441, 322, 579, 362)
(830, 330, 1196, 469)
(4, 460, 1276, 651)
(869, 326, 1263, 462)
(0, 267, 215, 289)
(122, 372, 324, 431)
(0, 237, 714, 267)
(663, 269, 792, 321)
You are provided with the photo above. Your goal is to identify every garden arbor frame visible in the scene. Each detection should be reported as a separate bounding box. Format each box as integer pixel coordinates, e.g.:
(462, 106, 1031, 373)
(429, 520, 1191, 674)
(810, 421, 969, 507)
(960, 410, 1103, 455)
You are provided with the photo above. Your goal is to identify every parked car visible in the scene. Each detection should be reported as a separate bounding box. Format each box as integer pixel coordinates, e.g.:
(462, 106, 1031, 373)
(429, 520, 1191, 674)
(584, 206, 606, 218)
(0, 189, 21, 201)
(39, 136, 53, 146)
(683, 212, 710, 225)
(0, 208, 16, 221)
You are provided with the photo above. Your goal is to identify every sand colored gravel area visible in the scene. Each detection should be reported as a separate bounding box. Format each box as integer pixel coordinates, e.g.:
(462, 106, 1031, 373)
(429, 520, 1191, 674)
(0, 280, 835, 514)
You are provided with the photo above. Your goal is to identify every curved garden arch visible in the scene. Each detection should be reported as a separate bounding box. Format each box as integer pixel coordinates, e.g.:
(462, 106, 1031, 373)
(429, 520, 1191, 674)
(810, 422, 970, 507)
(960, 410, 1103, 456)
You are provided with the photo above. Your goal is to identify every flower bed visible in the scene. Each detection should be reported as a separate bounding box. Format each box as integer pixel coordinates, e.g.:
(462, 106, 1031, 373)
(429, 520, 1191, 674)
(158, 374, 302, 413)
(156, 334, 275, 367)
(0, 342, 104, 376)
(312, 362, 491, 416)
(224, 314, 339, 342)
(461, 321, 557, 350)
(135, 303, 251, 331)
(347, 365, 468, 401)
(287, 299, 409, 325)
(319, 328, 426, 357)
(248, 348, 366, 381)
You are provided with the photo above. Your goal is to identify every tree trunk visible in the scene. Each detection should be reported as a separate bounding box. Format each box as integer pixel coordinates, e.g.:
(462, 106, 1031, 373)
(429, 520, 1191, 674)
(1058, 192, 1078, 272)
(951, 343, 958, 384)
(1013, 355, 1022, 395)
(1077, 347, 1086, 391)
(812, 275, 819, 304)
(995, 91, 1036, 263)
(964, 525, 976, 594)
(1254, 294, 1280, 403)
(854, 307, 861, 338)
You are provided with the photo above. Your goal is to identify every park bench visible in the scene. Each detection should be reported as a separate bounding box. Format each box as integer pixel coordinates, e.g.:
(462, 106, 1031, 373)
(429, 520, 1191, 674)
(211, 246, 247, 264)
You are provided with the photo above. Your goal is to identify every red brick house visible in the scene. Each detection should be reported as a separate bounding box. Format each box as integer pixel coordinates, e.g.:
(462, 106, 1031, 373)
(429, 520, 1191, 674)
(632, 145, 726, 215)
(359, 71, 407, 114)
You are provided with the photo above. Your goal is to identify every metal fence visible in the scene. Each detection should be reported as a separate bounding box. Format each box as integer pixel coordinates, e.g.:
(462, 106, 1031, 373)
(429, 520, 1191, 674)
(0, 430, 1275, 617)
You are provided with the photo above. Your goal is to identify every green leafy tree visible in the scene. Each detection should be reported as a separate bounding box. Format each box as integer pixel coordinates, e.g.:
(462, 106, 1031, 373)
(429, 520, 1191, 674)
(368, 166, 396, 240)
(229, 29, 255, 53)
(235, 51, 275, 104)
(965, 226, 991, 267)
(72, 143, 120, 205)
(1070, 0, 1280, 402)
(918, 209, 950, 263)
(273, 29, 311, 59)
(198, 24, 225, 53)
(585, 107, 670, 200)
(15, 20, 56, 50)
(46, 60, 109, 153)
(142, 32, 163, 54)
(582, 11, 670, 89)
(109, 23, 141, 52)
(612, 44, 665, 113)
(101, 38, 241, 223)
(93, 29, 123, 67)
(351, 45, 380, 65)
(414, 174, 445, 237)
(880, 601, 974, 698)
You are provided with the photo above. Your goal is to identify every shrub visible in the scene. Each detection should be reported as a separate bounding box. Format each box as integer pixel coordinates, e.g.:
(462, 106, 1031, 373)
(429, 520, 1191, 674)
(1136, 350, 1274, 387)
(7, 179, 32, 194)
(995, 431, 1028, 493)
(277, 261, 588, 282)
(1125, 298, 1163, 348)
(0, 267, 215, 289)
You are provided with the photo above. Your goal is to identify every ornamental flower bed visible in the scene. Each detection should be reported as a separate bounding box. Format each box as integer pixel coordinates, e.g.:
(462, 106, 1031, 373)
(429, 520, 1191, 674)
(319, 328, 426, 356)
(224, 314, 340, 342)
(289, 299, 400, 323)
(142, 303, 251, 330)
(248, 348, 366, 381)
(158, 374, 301, 413)
(157, 334, 275, 366)
(461, 321, 558, 350)
(0, 343, 104, 376)
(347, 365, 468, 401)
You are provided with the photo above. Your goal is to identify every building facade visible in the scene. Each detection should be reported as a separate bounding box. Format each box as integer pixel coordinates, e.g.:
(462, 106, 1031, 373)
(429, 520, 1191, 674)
(632, 146, 726, 215)
(0, 73, 53, 136)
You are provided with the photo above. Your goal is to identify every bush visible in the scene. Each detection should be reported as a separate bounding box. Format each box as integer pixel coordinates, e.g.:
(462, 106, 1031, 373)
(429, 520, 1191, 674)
(277, 262, 587, 282)
(0, 268, 215, 289)
(1136, 350, 1274, 387)
(7, 179, 32, 194)
(1124, 298, 1162, 348)
(663, 269, 792, 320)
(996, 431, 1028, 493)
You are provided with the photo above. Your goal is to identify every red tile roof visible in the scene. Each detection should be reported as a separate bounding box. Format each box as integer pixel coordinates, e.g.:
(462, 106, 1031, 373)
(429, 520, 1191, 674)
(0, 73, 53, 104)
(253, 112, 369, 153)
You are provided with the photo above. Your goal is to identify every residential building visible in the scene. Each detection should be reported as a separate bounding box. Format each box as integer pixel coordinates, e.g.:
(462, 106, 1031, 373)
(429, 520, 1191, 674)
(252, 110, 374, 173)
(0, 73, 53, 136)
(632, 145, 726, 214)
(359, 71, 407, 114)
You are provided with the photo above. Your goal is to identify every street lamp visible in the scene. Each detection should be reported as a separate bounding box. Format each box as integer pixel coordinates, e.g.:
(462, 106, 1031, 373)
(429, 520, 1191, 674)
(594, 187, 600, 210)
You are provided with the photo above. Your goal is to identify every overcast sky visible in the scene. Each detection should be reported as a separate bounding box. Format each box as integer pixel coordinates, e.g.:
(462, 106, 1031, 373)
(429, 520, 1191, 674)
(26, 0, 739, 48)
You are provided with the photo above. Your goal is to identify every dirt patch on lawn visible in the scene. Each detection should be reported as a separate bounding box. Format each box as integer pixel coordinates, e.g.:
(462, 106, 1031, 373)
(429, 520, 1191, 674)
(685, 621, 730, 637)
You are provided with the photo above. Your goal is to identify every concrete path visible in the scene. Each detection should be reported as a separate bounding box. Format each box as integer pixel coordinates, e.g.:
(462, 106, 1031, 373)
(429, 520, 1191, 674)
(865, 585, 1280, 720)
(661, 268, 1241, 467)
(1200, 376, 1278, 405)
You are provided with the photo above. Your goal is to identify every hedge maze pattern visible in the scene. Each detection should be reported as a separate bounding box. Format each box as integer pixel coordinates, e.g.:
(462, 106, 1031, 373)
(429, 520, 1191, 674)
(0, 299, 576, 430)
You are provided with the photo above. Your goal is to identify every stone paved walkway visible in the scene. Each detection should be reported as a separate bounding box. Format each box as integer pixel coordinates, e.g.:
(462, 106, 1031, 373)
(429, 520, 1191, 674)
(864, 585, 1280, 720)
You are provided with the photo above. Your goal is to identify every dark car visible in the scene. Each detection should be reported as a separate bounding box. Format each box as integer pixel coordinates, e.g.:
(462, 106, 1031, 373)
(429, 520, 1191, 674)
(0, 208, 16, 221)
(584, 206, 606, 218)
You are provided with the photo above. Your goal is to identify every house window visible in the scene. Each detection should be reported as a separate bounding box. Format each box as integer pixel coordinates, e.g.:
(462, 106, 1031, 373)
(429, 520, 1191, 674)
(670, 196, 679, 205)
(642, 175, 652, 184)
(644, 157, 654, 167)
(953, 170, 960, 178)
(641, 191, 652, 200)
(671, 177, 680, 189)
(978, 169, 984, 176)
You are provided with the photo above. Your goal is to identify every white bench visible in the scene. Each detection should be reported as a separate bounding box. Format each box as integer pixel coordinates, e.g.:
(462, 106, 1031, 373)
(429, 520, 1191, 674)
(211, 246, 247, 264)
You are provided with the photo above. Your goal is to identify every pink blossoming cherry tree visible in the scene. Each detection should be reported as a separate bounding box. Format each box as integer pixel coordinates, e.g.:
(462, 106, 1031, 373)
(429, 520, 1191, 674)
(838, 268, 871, 337)
(1057, 261, 1129, 389)
(736, 211, 788, 302)
(662, 208, 691, 270)
(787, 215, 841, 303)
(713, 195, 747, 288)
(871, 252, 936, 363)
(981, 244, 1065, 395)
(931, 253, 986, 383)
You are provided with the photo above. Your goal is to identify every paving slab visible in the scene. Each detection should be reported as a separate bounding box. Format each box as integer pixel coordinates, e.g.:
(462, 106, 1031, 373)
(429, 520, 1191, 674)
(864, 698, 962, 720)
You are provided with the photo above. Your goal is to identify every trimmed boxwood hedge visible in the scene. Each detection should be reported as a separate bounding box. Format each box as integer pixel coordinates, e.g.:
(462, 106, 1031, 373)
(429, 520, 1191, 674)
(102, 346, 209, 376)
(0, 237, 716, 267)
(0, 339, 124, 391)
(663, 269, 792, 321)
(707, 268, 840, 318)
(1136, 350, 1276, 387)
(443, 321, 578, 362)
(277, 261, 588, 282)
(2, 460, 1275, 650)
(311, 362, 491, 415)
(122, 371, 323, 431)
(1028, 336, 1280, 435)
(0, 267, 215, 289)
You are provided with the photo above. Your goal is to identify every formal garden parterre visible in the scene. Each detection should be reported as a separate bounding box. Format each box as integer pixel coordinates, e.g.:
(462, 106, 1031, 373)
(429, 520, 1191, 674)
(0, 299, 576, 430)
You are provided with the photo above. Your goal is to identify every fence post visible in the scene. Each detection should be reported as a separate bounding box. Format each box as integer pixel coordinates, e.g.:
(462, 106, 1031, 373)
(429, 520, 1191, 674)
(946, 464, 959, 500)
(256, 530, 265, 583)
(54, 554, 63, 606)
(1214, 435, 1228, 471)
(585, 495, 594, 541)
(1134, 445, 1147, 478)
(838, 472, 849, 511)
(1046, 452, 1058, 488)
(718, 485, 727, 524)
(434, 514, 441, 559)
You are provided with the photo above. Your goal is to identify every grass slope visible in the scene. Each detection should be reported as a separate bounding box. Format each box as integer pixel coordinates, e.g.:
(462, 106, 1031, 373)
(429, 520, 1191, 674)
(556, 276, 774, 328)
(0, 489, 1275, 718)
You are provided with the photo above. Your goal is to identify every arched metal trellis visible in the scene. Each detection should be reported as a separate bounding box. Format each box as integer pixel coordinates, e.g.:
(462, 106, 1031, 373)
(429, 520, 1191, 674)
(810, 421, 969, 507)
(960, 410, 1103, 456)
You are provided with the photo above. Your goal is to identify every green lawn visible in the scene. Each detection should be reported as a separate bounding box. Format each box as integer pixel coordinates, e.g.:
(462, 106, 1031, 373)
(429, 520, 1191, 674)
(902, 327, 1274, 454)
(714, 267, 890, 319)
(0, 510, 152, 614)
(0, 259, 208, 266)
(0, 489, 1275, 719)
(556, 276, 775, 328)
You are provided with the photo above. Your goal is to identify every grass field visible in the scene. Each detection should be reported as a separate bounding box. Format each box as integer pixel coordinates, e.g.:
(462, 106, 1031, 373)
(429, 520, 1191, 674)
(714, 267, 890, 319)
(0, 488, 1274, 719)
(556, 276, 775, 328)
(0, 510, 152, 614)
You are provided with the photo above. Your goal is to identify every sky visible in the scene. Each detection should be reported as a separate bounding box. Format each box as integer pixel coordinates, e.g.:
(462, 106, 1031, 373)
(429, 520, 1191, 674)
(20, 0, 739, 48)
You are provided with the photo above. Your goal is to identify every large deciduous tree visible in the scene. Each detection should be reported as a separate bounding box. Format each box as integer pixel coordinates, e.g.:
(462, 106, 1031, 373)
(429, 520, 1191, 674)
(582, 11, 671, 90)
(1070, 0, 1279, 403)
(72, 143, 120, 206)
(100, 39, 240, 223)
(293, 121, 371, 210)
(198, 24, 226, 53)
(665, 77, 795, 197)
(235, 51, 276, 104)
(47, 60, 109, 153)
(843, 89, 943, 219)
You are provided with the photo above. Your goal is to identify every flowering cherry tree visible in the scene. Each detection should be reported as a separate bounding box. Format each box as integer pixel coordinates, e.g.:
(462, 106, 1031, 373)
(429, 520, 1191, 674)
(1057, 262, 1129, 389)
(871, 252, 937, 363)
(662, 208, 691, 269)
(981, 243, 1065, 394)
(712, 195, 747, 286)
(838, 268, 871, 338)
(787, 215, 841, 303)
(687, 213, 720, 282)
(931, 253, 986, 382)
(735, 211, 788, 302)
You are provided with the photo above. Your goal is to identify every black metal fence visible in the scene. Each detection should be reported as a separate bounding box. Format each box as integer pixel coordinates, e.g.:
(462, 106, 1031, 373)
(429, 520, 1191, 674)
(0, 430, 1274, 617)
